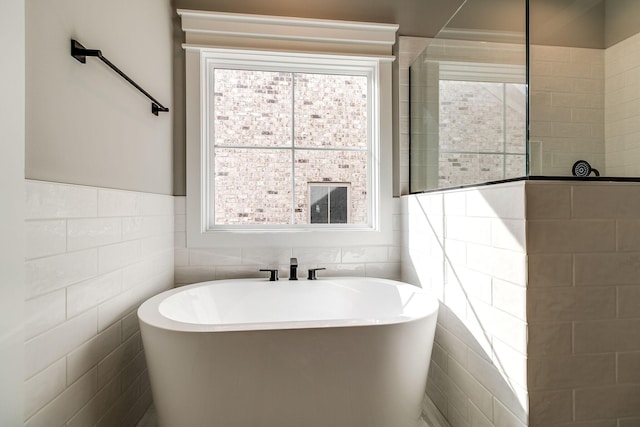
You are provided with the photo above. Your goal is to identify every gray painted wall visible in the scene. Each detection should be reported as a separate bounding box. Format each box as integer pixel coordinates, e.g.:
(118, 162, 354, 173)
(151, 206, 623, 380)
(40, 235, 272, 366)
(170, 0, 466, 195)
(0, 0, 25, 424)
(25, 0, 175, 195)
(22, 0, 640, 196)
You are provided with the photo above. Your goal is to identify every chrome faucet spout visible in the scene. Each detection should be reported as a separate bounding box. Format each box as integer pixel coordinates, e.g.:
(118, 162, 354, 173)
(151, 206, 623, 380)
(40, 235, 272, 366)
(289, 257, 298, 280)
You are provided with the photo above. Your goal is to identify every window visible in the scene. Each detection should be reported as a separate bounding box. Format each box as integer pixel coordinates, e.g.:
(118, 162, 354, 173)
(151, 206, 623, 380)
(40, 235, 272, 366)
(180, 11, 397, 247)
(208, 65, 370, 228)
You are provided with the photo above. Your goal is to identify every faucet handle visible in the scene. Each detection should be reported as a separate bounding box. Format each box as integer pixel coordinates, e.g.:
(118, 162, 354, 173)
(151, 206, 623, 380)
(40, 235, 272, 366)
(259, 269, 279, 281)
(307, 268, 326, 280)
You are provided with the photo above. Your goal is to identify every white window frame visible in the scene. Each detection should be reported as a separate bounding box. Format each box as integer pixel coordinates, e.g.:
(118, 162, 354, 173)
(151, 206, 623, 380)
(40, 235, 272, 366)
(204, 51, 375, 231)
(180, 11, 397, 248)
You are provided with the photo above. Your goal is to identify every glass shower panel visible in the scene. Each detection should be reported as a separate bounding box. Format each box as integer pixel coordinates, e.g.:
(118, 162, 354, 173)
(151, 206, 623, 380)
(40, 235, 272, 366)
(409, 0, 527, 192)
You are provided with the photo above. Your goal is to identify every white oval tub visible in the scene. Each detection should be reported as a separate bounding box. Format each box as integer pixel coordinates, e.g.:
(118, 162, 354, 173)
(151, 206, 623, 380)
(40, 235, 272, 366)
(138, 277, 439, 427)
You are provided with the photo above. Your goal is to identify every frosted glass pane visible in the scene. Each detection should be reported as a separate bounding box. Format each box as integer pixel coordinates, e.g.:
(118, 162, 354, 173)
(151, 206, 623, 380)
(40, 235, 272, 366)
(294, 73, 367, 149)
(214, 148, 292, 225)
(213, 69, 292, 148)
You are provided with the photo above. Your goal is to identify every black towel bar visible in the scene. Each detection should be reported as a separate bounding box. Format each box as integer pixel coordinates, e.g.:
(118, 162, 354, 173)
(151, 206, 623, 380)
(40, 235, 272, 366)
(70, 39, 169, 116)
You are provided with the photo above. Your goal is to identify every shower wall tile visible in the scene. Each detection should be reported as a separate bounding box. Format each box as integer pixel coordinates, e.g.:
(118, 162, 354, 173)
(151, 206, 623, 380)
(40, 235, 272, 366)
(527, 253, 573, 287)
(619, 419, 640, 427)
(526, 219, 616, 253)
(572, 184, 640, 219)
(574, 252, 640, 286)
(529, 45, 605, 176)
(528, 389, 573, 426)
(606, 32, 640, 176)
(24, 180, 174, 427)
(527, 322, 572, 356)
(404, 180, 640, 427)
(573, 318, 640, 354)
(574, 384, 640, 421)
(528, 287, 616, 321)
(617, 352, 640, 384)
(616, 220, 640, 251)
(527, 180, 640, 426)
(617, 286, 640, 318)
(528, 353, 616, 389)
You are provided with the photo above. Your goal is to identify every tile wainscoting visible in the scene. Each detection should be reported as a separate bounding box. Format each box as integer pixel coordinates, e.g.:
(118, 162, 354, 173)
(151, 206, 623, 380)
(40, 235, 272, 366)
(24, 179, 640, 427)
(402, 180, 640, 427)
(526, 181, 640, 426)
(401, 182, 528, 427)
(24, 180, 174, 427)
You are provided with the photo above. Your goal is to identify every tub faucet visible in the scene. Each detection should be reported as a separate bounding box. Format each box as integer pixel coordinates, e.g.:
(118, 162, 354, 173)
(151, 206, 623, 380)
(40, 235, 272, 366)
(289, 258, 298, 280)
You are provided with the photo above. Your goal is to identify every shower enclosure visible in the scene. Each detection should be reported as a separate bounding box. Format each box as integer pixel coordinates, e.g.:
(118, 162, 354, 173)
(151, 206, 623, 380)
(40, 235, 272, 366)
(409, 0, 640, 193)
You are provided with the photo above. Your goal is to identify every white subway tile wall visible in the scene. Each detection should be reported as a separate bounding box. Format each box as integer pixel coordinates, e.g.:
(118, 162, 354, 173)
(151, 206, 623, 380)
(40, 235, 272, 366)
(526, 181, 640, 427)
(401, 181, 528, 427)
(25, 177, 640, 427)
(529, 45, 605, 177)
(403, 180, 640, 427)
(173, 197, 403, 285)
(24, 180, 174, 427)
(606, 32, 640, 177)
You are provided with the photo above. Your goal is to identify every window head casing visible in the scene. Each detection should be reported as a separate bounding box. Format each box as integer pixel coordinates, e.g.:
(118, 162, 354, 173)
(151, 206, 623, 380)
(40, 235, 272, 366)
(180, 10, 398, 247)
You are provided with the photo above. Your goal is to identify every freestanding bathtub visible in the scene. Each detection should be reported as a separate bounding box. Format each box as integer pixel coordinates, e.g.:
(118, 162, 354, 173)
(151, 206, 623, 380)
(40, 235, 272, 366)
(138, 277, 439, 427)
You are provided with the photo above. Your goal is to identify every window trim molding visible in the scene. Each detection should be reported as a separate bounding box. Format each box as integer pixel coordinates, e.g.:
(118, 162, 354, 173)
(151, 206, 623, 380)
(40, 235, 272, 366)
(181, 11, 397, 248)
(178, 9, 398, 57)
